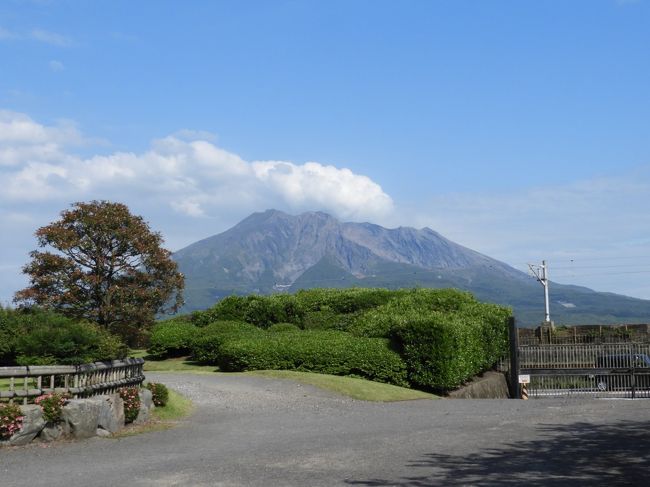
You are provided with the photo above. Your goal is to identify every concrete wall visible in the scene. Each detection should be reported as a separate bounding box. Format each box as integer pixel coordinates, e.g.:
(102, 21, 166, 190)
(447, 371, 510, 399)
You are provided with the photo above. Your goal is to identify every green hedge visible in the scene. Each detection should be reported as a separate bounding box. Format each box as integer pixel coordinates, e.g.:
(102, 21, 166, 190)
(15, 321, 127, 366)
(1, 306, 127, 366)
(190, 321, 262, 363)
(214, 329, 408, 387)
(191, 288, 396, 330)
(268, 323, 301, 333)
(182, 288, 511, 392)
(148, 319, 200, 359)
(394, 304, 510, 391)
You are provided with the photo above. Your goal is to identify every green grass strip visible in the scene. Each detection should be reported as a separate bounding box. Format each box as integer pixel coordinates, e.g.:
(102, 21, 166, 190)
(245, 370, 438, 402)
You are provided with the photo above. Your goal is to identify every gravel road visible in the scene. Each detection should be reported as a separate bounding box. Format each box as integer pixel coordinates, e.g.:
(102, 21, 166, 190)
(1, 373, 649, 486)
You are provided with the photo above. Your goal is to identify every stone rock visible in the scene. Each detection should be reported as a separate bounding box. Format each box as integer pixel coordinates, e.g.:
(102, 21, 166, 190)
(95, 428, 111, 438)
(89, 394, 125, 433)
(9, 405, 45, 446)
(134, 389, 154, 424)
(39, 422, 69, 442)
(62, 399, 101, 439)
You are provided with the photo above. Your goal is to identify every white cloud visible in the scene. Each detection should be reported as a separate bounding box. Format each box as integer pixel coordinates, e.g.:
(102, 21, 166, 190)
(0, 110, 394, 220)
(252, 161, 393, 219)
(48, 60, 64, 71)
(30, 29, 72, 47)
(0, 27, 16, 40)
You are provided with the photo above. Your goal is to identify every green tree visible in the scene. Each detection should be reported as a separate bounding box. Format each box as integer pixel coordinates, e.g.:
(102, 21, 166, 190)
(14, 201, 184, 343)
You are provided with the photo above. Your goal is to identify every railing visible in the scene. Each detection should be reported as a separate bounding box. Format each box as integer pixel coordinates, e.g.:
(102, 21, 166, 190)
(516, 344, 650, 399)
(519, 343, 650, 368)
(0, 358, 145, 405)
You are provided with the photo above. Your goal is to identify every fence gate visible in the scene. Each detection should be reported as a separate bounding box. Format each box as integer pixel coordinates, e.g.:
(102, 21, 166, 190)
(509, 319, 650, 399)
(520, 343, 650, 399)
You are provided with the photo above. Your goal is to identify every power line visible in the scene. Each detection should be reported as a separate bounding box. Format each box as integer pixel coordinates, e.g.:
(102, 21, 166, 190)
(552, 269, 650, 278)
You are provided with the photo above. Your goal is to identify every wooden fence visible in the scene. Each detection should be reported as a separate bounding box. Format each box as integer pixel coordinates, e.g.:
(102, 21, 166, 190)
(0, 358, 145, 405)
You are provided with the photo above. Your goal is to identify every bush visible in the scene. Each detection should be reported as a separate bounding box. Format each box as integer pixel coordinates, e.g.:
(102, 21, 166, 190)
(190, 321, 262, 363)
(216, 330, 408, 386)
(119, 387, 141, 423)
(268, 323, 301, 333)
(190, 288, 511, 392)
(148, 319, 199, 359)
(34, 392, 69, 423)
(394, 304, 510, 391)
(0, 306, 84, 365)
(349, 288, 480, 338)
(191, 295, 249, 326)
(146, 382, 169, 407)
(293, 288, 394, 314)
(0, 403, 24, 440)
(14, 319, 127, 366)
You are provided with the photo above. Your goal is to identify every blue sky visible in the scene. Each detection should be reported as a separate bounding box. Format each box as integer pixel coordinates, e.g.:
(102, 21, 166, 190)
(1, 0, 650, 304)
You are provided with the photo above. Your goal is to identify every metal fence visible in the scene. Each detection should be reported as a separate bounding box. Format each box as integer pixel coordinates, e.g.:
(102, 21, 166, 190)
(519, 344, 650, 399)
(0, 358, 145, 405)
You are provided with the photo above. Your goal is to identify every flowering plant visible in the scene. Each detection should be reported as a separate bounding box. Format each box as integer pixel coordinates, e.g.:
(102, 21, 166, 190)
(34, 392, 69, 423)
(0, 403, 24, 440)
(118, 387, 141, 423)
(146, 382, 169, 407)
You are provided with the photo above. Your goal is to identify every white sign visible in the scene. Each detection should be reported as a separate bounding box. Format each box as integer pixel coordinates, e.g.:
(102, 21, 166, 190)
(519, 374, 530, 384)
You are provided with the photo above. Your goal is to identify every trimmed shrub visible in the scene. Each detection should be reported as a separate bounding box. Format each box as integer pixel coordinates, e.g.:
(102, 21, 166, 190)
(293, 288, 394, 315)
(1, 307, 127, 366)
(146, 382, 169, 407)
(190, 288, 510, 392)
(14, 320, 127, 366)
(191, 295, 249, 326)
(216, 330, 408, 386)
(190, 321, 262, 363)
(394, 304, 510, 391)
(268, 323, 301, 333)
(148, 319, 199, 359)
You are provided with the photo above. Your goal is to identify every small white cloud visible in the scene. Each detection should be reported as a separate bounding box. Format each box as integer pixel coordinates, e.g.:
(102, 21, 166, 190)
(0, 27, 17, 40)
(30, 29, 72, 47)
(253, 160, 394, 220)
(171, 199, 205, 217)
(48, 60, 64, 71)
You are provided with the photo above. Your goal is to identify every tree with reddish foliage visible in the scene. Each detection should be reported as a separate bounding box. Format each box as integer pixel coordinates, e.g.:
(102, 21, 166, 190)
(14, 201, 184, 344)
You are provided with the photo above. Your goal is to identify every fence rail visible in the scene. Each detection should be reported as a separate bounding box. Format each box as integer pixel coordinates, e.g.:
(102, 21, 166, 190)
(0, 358, 145, 404)
(516, 342, 650, 399)
(519, 343, 650, 368)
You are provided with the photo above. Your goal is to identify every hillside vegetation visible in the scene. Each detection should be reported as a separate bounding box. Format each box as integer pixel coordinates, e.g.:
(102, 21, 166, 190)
(148, 288, 511, 392)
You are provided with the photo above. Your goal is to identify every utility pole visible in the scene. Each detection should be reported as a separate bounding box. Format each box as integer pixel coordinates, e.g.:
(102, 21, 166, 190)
(528, 260, 552, 327)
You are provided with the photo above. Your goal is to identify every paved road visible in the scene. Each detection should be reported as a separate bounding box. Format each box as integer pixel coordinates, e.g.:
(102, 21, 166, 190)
(1, 373, 649, 486)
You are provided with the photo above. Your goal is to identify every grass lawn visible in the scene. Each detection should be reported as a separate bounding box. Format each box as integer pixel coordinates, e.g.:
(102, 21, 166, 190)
(245, 370, 438, 402)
